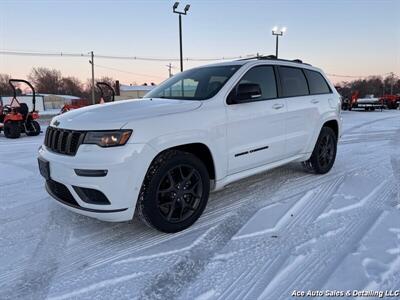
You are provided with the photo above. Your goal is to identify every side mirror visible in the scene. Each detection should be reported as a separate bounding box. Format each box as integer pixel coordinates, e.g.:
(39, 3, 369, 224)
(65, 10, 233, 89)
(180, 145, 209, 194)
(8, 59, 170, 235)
(234, 83, 262, 103)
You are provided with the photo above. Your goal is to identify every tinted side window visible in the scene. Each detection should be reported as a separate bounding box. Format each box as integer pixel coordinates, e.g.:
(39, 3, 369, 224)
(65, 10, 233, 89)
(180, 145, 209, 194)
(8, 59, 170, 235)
(279, 67, 309, 97)
(304, 69, 331, 94)
(237, 66, 277, 101)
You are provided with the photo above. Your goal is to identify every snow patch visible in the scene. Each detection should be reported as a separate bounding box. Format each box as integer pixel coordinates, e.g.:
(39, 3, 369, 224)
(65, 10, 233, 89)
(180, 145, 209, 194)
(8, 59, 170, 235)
(195, 289, 216, 300)
(48, 272, 143, 300)
(258, 254, 306, 299)
(318, 180, 388, 219)
(233, 191, 315, 240)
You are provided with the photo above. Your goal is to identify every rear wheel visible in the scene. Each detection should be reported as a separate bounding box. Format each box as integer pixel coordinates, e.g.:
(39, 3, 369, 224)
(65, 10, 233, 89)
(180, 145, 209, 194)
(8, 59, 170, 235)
(26, 120, 41, 136)
(136, 150, 210, 233)
(4, 121, 21, 139)
(303, 127, 337, 174)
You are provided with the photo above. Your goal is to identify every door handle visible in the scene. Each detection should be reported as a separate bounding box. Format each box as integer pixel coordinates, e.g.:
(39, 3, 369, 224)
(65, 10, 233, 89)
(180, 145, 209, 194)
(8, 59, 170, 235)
(311, 99, 319, 104)
(272, 103, 284, 109)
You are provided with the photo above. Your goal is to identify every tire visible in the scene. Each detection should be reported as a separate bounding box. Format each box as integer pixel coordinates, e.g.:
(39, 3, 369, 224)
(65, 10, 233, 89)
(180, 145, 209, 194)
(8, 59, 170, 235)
(4, 121, 21, 139)
(303, 127, 337, 174)
(136, 150, 210, 233)
(26, 120, 41, 136)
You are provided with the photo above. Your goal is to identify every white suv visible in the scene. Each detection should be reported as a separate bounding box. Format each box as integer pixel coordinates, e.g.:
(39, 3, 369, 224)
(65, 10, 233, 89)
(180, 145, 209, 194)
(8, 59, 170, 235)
(38, 57, 341, 233)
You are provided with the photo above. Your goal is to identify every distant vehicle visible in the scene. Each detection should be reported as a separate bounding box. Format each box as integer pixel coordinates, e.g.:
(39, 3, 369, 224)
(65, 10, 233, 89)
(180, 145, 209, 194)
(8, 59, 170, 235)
(356, 94, 384, 111)
(380, 94, 400, 109)
(348, 92, 384, 111)
(0, 79, 41, 138)
(38, 56, 342, 233)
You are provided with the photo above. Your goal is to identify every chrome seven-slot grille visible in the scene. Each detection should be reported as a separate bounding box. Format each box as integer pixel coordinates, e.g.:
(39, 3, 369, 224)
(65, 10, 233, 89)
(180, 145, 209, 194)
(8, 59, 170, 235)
(44, 127, 85, 156)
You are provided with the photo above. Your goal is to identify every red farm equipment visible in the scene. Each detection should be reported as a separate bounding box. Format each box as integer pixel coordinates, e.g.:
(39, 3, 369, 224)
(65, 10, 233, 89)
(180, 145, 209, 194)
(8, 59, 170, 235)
(380, 94, 400, 109)
(59, 82, 115, 114)
(60, 98, 90, 114)
(0, 79, 41, 138)
(96, 82, 115, 104)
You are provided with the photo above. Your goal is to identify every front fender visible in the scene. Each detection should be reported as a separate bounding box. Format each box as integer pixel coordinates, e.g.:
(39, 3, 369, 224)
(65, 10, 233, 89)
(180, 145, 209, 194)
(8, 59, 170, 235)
(146, 130, 227, 182)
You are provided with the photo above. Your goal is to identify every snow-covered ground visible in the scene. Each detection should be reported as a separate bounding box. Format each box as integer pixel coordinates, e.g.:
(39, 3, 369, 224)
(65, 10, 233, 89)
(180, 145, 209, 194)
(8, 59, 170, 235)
(0, 111, 399, 300)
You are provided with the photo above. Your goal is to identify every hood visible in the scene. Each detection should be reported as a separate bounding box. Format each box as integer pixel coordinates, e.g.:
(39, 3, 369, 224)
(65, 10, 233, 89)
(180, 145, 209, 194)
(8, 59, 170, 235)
(51, 98, 202, 130)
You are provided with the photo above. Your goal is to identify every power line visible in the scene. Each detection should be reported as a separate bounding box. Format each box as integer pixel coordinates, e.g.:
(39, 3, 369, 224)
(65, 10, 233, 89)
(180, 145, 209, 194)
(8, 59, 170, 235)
(326, 72, 397, 79)
(0, 49, 396, 80)
(0, 49, 253, 62)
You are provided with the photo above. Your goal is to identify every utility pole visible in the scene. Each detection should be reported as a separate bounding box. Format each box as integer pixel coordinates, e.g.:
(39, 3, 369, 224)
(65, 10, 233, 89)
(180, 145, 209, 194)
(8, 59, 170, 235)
(383, 80, 385, 97)
(390, 72, 394, 95)
(89, 51, 95, 104)
(166, 63, 173, 77)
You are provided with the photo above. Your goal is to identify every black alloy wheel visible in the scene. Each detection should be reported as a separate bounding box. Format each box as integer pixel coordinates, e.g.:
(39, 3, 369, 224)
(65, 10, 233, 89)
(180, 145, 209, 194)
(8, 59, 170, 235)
(317, 134, 335, 169)
(156, 164, 203, 223)
(303, 127, 337, 174)
(136, 150, 210, 233)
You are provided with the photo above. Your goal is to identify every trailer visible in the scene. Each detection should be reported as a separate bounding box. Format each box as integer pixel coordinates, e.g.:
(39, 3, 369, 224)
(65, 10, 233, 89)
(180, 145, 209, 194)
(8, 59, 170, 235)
(349, 92, 384, 111)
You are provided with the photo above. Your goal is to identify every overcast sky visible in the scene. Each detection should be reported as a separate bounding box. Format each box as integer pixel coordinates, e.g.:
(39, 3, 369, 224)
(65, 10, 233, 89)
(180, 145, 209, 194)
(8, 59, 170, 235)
(0, 0, 399, 85)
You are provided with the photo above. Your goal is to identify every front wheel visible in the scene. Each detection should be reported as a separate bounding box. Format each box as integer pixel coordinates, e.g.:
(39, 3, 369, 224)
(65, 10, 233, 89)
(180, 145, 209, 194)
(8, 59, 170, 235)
(26, 120, 41, 136)
(303, 127, 337, 174)
(4, 121, 21, 139)
(136, 150, 210, 233)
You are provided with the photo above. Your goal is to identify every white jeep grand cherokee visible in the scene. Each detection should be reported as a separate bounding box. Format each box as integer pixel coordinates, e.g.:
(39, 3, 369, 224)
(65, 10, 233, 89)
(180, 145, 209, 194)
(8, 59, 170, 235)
(38, 57, 341, 233)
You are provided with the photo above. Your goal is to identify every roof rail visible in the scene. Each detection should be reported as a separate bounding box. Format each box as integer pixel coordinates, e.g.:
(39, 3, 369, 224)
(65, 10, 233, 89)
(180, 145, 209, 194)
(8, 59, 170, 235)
(237, 55, 311, 66)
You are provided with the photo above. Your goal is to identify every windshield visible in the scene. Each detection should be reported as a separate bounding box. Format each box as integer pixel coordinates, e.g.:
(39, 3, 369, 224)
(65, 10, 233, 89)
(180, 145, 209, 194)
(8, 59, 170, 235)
(145, 65, 241, 100)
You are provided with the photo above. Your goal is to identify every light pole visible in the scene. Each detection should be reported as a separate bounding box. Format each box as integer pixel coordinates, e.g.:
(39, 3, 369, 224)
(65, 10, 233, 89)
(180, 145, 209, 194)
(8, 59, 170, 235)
(271, 26, 286, 58)
(173, 2, 190, 72)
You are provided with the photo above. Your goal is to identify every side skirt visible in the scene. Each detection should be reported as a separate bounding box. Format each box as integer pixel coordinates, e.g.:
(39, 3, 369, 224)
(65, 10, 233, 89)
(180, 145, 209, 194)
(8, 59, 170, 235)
(213, 154, 309, 191)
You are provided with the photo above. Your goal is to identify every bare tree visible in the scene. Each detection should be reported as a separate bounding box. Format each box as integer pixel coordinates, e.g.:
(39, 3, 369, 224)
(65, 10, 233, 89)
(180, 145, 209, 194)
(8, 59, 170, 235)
(336, 75, 399, 99)
(59, 76, 83, 97)
(28, 67, 62, 94)
(0, 74, 13, 96)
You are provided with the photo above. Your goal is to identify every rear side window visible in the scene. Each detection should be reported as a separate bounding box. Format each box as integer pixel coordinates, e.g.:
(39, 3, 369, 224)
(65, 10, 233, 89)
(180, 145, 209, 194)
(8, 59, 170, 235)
(237, 65, 277, 100)
(279, 67, 309, 97)
(304, 69, 331, 94)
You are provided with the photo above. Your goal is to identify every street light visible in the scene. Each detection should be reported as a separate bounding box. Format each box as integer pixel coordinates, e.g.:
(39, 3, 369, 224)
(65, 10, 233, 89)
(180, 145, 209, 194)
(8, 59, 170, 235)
(272, 26, 286, 58)
(173, 2, 190, 72)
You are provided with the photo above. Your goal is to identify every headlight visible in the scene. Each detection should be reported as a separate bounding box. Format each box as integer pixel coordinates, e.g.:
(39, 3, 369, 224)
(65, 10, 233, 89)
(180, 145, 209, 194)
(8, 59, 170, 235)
(83, 130, 132, 147)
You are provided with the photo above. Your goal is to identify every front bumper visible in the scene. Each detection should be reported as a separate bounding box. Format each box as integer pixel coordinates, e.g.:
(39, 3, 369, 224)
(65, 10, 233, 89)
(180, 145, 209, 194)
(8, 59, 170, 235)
(38, 142, 157, 222)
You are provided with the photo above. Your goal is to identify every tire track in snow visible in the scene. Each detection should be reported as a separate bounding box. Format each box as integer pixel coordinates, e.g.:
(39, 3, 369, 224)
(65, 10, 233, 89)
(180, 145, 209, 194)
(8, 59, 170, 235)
(258, 180, 396, 300)
(342, 114, 399, 135)
(176, 173, 346, 299)
(144, 148, 388, 298)
(205, 177, 346, 299)
(0, 209, 72, 300)
(47, 272, 144, 300)
(138, 172, 291, 299)
(178, 169, 395, 299)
